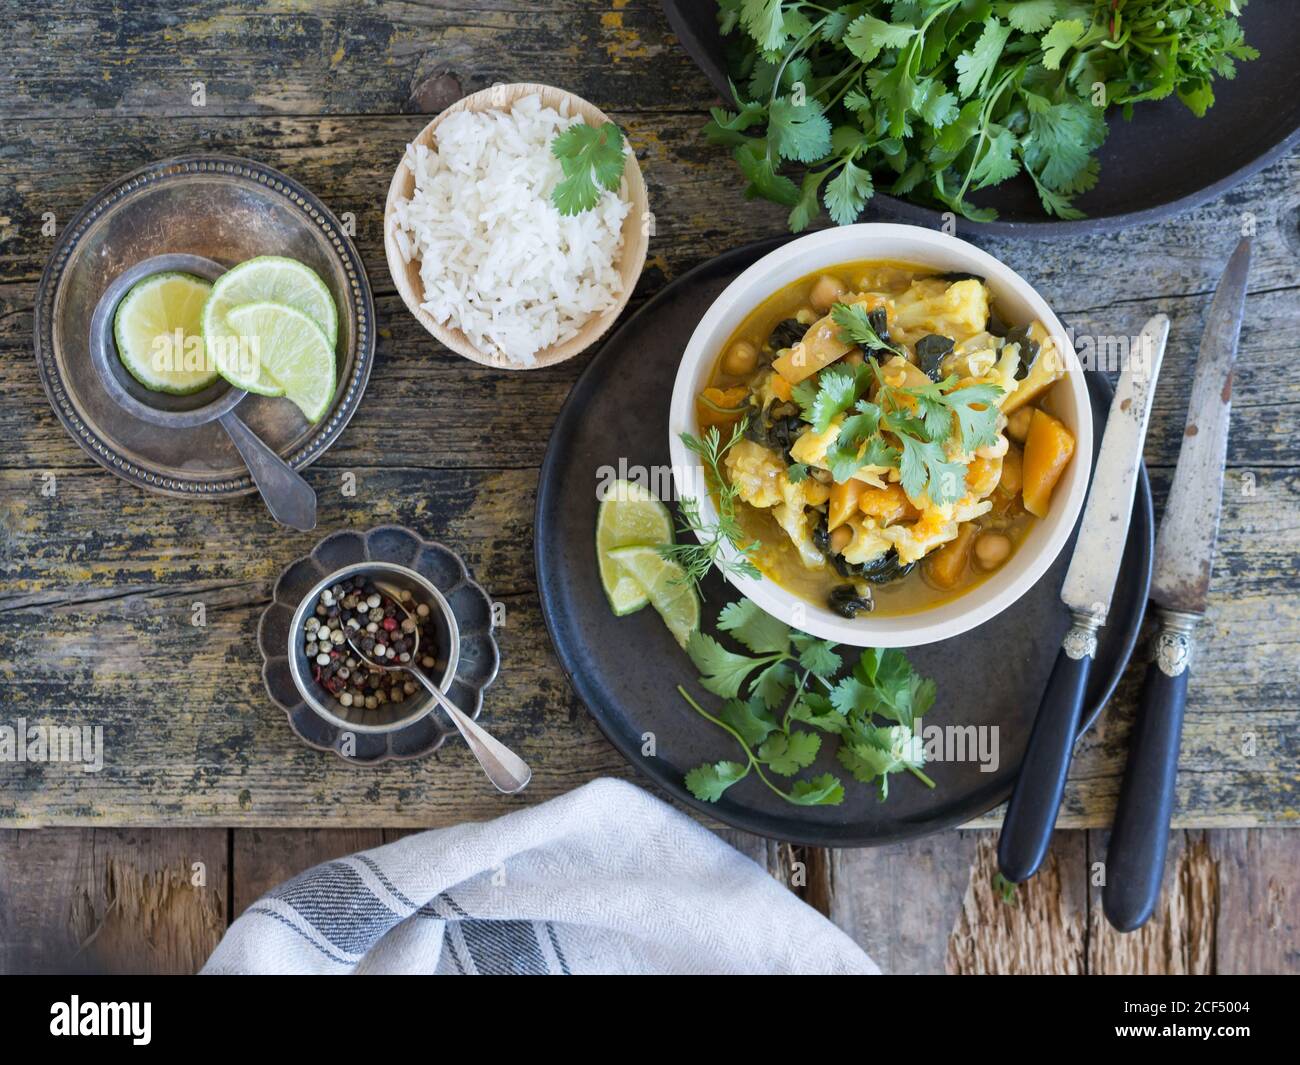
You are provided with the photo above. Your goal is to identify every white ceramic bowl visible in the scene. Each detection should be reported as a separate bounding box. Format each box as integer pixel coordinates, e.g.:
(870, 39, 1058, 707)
(668, 224, 1092, 648)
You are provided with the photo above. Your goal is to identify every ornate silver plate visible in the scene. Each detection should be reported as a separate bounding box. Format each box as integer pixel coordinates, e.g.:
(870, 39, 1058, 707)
(259, 526, 501, 765)
(34, 153, 375, 497)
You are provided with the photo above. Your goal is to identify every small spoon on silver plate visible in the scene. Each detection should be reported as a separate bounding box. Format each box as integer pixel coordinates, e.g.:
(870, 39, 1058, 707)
(348, 581, 531, 794)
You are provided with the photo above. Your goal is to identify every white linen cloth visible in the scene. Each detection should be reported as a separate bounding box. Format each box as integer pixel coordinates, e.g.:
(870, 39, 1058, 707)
(203, 777, 877, 975)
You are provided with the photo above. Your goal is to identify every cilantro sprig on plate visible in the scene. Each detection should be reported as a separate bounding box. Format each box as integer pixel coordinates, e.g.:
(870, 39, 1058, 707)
(551, 120, 627, 216)
(657, 420, 762, 590)
(708, 0, 1258, 227)
(680, 600, 938, 805)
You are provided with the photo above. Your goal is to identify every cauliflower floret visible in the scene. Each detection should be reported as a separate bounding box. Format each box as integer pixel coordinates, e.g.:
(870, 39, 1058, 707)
(725, 439, 830, 567)
(975, 432, 1010, 461)
(773, 500, 826, 569)
(893, 278, 989, 338)
(724, 438, 786, 509)
(840, 517, 892, 566)
(882, 497, 994, 564)
(787, 416, 894, 490)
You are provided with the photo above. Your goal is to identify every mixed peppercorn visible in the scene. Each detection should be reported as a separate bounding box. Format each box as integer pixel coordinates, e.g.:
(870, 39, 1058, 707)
(302, 577, 441, 711)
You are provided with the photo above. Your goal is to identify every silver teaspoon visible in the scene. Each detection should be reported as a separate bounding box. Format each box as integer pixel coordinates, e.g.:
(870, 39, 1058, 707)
(349, 581, 531, 794)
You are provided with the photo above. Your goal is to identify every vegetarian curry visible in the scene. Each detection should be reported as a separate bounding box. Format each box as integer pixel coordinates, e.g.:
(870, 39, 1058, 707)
(696, 261, 1076, 618)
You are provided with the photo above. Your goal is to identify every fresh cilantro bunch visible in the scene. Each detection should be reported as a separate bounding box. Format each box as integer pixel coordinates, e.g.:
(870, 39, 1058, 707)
(788, 303, 1003, 504)
(551, 120, 627, 215)
(680, 599, 937, 805)
(707, 0, 1257, 225)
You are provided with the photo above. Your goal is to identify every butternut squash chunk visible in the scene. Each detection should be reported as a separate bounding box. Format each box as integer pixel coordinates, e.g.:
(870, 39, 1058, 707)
(858, 483, 916, 524)
(1022, 409, 1075, 517)
(827, 479, 866, 531)
(1002, 322, 1065, 414)
(925, 522, 976, 589)
(771, 295, 885, 384)
(772, 314, 852, 384)
(696, 386, 749, 430)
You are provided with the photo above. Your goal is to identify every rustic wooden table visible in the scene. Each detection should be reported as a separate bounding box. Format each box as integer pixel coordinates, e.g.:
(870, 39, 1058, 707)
(1, 1, 1296, 974)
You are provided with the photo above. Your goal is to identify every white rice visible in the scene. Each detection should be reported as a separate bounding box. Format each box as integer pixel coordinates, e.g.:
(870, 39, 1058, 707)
(390, 92, 632, 366)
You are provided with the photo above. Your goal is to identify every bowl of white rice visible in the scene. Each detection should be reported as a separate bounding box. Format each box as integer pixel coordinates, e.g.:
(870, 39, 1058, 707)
(385, 82, 649, 370)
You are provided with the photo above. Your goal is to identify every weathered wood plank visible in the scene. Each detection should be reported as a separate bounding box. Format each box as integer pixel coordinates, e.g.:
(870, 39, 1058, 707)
(5, 1, 714, 120)
(1209, 828, 1300, 974)
(947, 832, 1088, 974)
(0, 827, 227, 973)
(231, 828, 384, 916)
(828, 831, 981, 974)
(2, 460, 1292, 827)
(0, 115, 1295, 480)
(0, 471, 632, 826)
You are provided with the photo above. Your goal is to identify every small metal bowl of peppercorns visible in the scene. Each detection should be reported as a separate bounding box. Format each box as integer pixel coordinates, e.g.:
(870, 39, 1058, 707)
(286, 561, 460, 734)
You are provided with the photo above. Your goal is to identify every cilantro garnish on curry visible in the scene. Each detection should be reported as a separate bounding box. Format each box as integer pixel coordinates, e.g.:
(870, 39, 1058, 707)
(693, 261, 1077, 618)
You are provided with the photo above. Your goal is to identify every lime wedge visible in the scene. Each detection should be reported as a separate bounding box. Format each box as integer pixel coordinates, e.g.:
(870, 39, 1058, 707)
(606, 546, 700, 648)
(112, 272, 217, 394)
(597, 480, 675, 616)
(225, 302, 337, 423)
(202, 256, 338, 396)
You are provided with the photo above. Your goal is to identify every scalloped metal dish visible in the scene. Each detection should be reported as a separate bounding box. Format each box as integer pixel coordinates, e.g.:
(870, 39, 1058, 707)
(259, 525, 500, 765)
(33, 153, 375, 497)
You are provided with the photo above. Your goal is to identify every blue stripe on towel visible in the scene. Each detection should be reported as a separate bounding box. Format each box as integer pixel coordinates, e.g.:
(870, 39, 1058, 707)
(247, 907, 353, 966)
(355, 854, 418, 910)
(459, 919, 548, 975)
(268, 861, 399, 954)
(546, 924, 570, 975)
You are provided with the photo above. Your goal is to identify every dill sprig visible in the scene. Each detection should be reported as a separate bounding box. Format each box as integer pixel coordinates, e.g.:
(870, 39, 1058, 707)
(659, 418, 761, 588)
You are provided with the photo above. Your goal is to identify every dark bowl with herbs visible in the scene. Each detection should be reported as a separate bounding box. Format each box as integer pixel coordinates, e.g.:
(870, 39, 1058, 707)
(662, 0, 1300, 236)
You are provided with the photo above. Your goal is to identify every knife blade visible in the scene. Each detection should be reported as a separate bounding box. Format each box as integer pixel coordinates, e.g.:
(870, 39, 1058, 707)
(1104, 237, 1251, 931)
(1060, 314, 1170, 621)
(998, 314, 1170, 884)
(1150, 237, 1251, 614)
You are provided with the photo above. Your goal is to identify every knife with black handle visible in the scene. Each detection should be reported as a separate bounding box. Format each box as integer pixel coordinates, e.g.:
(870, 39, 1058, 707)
(1103, 238, 1251, 932)
(997, 314, 1169, 884)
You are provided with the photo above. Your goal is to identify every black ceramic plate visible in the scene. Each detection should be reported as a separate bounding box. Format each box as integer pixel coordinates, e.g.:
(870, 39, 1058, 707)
(535, 238, 1153, 846)
(661, 1, 1300, 238)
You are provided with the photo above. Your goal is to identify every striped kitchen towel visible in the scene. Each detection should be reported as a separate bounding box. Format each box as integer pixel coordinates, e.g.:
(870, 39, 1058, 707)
(202, 777, 877, 975)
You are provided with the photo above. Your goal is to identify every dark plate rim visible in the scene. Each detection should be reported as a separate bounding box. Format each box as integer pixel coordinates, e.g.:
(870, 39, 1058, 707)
(33, 151, 376, 498)
(535, 236, 1154, 845)
(659, 0, 1300, 239)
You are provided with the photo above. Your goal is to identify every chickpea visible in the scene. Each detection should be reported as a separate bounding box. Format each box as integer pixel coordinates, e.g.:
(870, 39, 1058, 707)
(722, 339, 758, 376)
(810, 274, 847, 313)
(829, 524, 853, 555)
(1006, 405, 1034, 443)
(974, 531, 1012, 570)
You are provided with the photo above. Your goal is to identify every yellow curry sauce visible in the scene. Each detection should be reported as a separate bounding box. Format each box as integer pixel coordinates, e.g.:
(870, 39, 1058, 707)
(696, 260, 1076, 619)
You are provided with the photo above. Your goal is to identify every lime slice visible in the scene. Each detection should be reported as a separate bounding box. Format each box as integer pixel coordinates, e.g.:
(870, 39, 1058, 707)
(606, 546, 700, 648)
(112, 272, 217, 394)
(224, 302, 337, 423)
(202, 256, 338, 396)
(597, 480, 675, 616)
